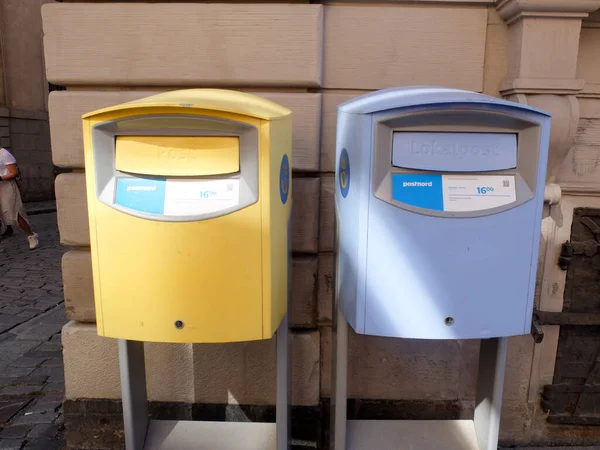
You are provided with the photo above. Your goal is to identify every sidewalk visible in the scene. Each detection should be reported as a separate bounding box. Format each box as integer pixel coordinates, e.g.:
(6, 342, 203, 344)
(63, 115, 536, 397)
(0, 212, 66, 450)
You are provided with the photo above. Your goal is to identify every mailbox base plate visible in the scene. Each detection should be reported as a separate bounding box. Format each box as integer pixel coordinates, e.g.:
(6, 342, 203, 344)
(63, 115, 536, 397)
(145, 420, 276, 450)
(347, 419, 479, 450)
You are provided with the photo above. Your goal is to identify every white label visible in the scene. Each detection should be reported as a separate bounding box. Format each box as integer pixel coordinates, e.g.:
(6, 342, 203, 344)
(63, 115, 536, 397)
(442, 175, 516, 212)
(163, 179, 239, 216)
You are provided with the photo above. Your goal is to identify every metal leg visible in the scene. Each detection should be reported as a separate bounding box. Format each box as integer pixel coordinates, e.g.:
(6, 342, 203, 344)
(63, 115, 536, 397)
(473, 337, 508, 450)
(331, 307, 349, 450)
(119, 339, 149, 450)
(276, 313, 291, 450)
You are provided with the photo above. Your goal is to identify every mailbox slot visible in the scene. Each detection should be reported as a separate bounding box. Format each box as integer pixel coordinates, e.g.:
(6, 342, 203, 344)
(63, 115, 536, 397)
(115, 136, 240, 177)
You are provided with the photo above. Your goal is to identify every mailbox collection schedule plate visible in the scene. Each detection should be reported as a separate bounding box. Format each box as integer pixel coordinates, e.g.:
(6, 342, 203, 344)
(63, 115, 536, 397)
(115, 176, 240, 216)
(391, 173, 516, 212)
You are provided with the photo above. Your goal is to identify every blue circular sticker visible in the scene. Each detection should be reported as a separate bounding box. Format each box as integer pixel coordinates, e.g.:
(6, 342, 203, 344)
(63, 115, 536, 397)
(339, 148, 350, 198)
(279, 154, 290, 204)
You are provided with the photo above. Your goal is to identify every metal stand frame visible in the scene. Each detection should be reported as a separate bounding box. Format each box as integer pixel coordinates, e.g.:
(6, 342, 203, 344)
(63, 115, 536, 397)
(331, 308, 509, 450)
(118, 314, 291, 450)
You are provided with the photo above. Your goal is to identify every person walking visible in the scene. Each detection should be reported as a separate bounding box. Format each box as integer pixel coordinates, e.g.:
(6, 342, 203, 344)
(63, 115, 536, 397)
(0, 148, 38, 249)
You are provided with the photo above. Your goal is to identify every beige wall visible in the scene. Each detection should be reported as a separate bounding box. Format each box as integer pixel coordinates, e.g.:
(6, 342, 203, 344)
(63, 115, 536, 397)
(0, 0, 55, 201)
(43, 0, 600, 446)
(0, 0, 51, 112)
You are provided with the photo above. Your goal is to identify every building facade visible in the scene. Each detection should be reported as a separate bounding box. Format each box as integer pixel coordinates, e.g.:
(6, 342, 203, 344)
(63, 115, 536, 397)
(1, 0, 54, 203)
(43, 0, 600, 448)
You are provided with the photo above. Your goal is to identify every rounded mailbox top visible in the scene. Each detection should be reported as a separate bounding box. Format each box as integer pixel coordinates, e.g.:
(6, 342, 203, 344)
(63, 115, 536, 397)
(338, 86, 552, 117)
(82, 89, 292, 121)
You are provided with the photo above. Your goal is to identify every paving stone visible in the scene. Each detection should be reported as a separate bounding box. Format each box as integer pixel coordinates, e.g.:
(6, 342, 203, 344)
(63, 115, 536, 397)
(10, 376, 48, 386)
(0, 385, 44, 396)
(0, 307, 24, 315)
(12, 410, 57, 425)
(0, 399, 30, 423)
(13, 325, 63, 342)
(0, 342, 41, 356)
(0, 322, 21, 334)
(25, 401, 61, 415)
(9, 358, 46, 369)
(22, 350, 61, 360)
(0, 316, 24, 326)
(19, 281, 45, 289)
(41, 384, 63, 394)
(0, 214, 66, 449)
(34, 393, 62, 404)
(0, 292, 21, 301)
(1, 368, 34, 379)
(27, 423, 59, 439)
(0, 335, 16, 345)
(15, 325, 63, 342)
(22, 438, 65, 450)
(0, 354, 22, 366)
(39, 359, 62, 369)
(0, 424, 32, 439)
(0, 439, 25, 450)
(33, 343, 61, 353)
(14, 311, 39, 320)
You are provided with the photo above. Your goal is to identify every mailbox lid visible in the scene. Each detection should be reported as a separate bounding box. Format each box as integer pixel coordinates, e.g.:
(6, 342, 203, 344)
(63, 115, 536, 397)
(115, 136, 240, 176)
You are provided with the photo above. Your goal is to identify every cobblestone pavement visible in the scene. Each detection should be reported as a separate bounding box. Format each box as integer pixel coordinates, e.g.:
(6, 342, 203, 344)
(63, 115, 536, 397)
(0, 213, 67, 450)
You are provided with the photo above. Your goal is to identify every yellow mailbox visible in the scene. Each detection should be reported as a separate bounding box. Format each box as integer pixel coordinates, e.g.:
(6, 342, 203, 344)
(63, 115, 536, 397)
(82, 89, 292, 344)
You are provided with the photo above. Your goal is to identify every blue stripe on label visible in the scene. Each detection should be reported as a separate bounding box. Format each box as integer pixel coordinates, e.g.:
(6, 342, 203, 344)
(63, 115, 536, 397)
(391, 174, 443, 211)
(115, 177, 166, 214)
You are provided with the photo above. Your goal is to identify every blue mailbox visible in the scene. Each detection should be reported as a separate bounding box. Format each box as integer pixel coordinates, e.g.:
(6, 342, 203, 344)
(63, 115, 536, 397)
(335, 86, 550, 340)
(331, 86, 550, 450)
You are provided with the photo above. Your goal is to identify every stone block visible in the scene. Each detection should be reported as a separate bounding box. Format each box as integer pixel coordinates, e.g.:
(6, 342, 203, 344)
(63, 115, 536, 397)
(55, 173, 88, 246)
(483, 19, 509, 97)
(290, 256, 318, 329)
(320, 91, 361, 173)
(317, 253, 334, 324)
(62, 321, 194, 402)
(319, 175, 335, 252)
(193, 330, 320, 406)
(291, 178, 320, 253)
(323, 4, 487, 90)
(320, 326, 478, 400)
(43, 3, 323, 87)
(578, 28, 600, 94)
(49, 90, 321, 171)
(62, 249, 95, 322)
(1, 0, 48, 112)
(62, 322, 320, 406)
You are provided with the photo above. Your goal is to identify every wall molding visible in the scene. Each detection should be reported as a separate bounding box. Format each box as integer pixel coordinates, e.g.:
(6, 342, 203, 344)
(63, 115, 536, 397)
(497, 0, 600, 25)
(500, 78, 585, 96)
(579, 84, 600, 98)
(558, 182, 600, 196)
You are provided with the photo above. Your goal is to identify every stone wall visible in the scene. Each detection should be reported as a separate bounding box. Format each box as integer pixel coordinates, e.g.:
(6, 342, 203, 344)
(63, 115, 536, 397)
(6, 114, 53, 202)
(42, 0, 600, 448)
(0, 0, 55, 202)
